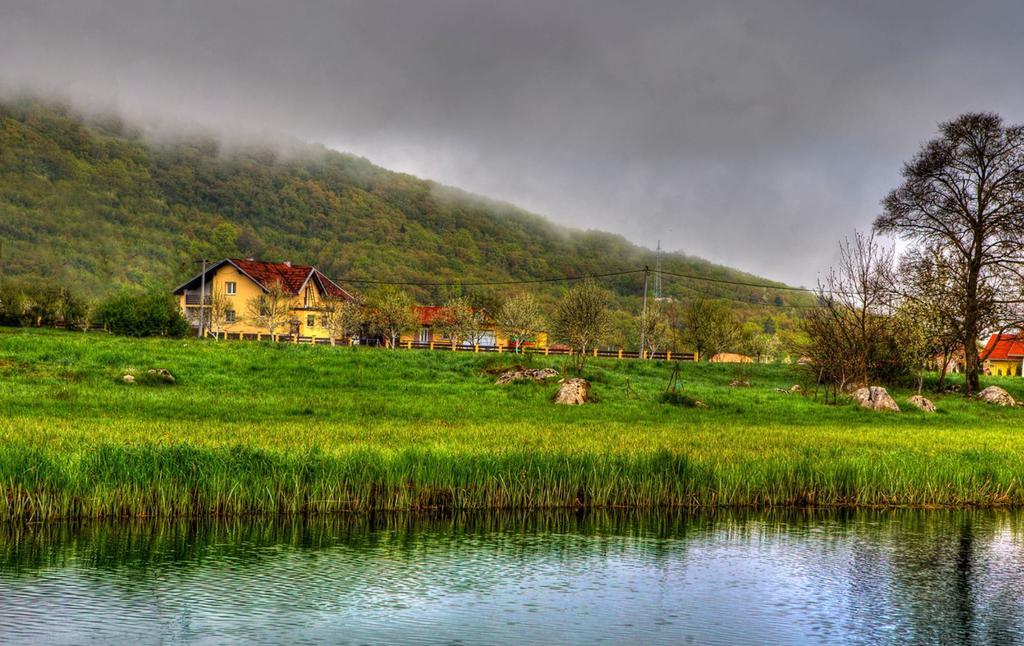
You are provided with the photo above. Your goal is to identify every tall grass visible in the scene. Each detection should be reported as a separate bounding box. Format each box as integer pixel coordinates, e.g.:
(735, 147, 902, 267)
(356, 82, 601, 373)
(2, 328, 1024, 520)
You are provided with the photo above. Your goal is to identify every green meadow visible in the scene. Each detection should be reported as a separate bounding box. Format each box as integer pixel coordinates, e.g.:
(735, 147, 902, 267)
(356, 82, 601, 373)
(2, 328, 1024, 520)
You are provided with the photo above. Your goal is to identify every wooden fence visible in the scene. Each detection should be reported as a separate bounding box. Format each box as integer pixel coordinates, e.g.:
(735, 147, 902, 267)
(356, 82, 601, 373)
(196, 329, 697, 361)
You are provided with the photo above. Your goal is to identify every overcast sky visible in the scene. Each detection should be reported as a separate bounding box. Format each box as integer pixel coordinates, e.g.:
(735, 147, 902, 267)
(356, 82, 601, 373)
(3, 0, 1024, 285)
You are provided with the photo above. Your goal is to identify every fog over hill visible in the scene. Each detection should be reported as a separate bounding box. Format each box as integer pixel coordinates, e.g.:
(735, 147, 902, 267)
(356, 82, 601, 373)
(4, 1, 1024, 286)
(0, 98, 811, 321)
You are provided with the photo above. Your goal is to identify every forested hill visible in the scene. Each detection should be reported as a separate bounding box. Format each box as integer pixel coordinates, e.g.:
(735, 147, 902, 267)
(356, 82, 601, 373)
(0, 97, 807, 311)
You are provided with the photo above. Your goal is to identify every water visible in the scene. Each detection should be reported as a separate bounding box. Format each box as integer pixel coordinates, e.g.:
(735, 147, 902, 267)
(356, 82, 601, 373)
(1, 510, 1023, 644)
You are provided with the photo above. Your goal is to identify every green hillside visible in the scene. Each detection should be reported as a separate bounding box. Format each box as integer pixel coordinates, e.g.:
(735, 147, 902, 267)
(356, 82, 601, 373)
(0, 97, 808, 314)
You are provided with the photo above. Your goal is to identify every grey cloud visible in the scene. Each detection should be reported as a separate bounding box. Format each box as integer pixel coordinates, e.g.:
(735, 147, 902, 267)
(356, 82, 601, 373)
(2, 0, 1023, 285)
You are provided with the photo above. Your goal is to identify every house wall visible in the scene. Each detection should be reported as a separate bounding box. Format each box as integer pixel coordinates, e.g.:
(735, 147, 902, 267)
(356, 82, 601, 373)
(986, 359, 1020, 377)
(179, 265, 340, 338)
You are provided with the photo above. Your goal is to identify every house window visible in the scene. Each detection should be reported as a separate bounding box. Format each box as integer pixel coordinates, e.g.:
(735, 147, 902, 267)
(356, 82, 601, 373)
(418, 327, 430, 344)
(226, 309, 236, 323)
(226, 281, 237, 295)
(307, 314, 316, 327)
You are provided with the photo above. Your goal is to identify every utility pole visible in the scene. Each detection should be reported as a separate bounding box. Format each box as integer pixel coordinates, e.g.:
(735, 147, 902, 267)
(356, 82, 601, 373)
(655, 240, 662, 300)
(640, 265, 650, 357)
(199, 258, 208, 337)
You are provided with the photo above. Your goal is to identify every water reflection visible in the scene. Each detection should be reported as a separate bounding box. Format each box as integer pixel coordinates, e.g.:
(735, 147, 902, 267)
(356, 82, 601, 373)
(2, 509, 1023, 644)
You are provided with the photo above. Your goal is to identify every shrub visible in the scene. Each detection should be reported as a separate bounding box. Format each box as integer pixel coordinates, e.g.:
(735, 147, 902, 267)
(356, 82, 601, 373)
(93, 290, 189, 337)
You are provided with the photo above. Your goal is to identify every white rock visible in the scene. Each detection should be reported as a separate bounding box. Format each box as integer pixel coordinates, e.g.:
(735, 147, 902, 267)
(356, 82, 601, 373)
(852, 386, 900, 412)
(977, 386, 1016, 407)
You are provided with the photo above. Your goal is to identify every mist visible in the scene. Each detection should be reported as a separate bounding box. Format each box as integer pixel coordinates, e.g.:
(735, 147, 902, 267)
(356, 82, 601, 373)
(3, 0, 1024, 285)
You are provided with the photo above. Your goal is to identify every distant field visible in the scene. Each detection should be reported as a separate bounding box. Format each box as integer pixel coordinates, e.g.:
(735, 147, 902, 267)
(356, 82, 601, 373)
(2, 328, 1024, 520)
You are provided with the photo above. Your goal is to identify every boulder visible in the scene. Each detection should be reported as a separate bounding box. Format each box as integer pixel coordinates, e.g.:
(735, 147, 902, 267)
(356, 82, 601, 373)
(122, 374, 135, 384)
(728, 379, 750, 388)
(907, 395, 936, 413)
(977, 386, 1016, 407)
(553, 378, 590, 405)
(147, 368, 176, 384)
(852, 386, 900, 412)
(496, 367, 559, 385)
(789, 384, 803, 394)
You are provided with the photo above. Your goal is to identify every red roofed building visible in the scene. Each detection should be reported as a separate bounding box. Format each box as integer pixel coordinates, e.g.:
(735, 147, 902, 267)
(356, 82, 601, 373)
(401, 305, 549, 349)
(173, 258, 353, 338)
(981, 332, 1024, 377)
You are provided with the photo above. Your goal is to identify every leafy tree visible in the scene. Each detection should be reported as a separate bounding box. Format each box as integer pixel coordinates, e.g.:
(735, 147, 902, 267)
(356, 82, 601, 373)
(495, 292, 545, 353)
(876, 112, 1024, 394)
(367, 285, 417, 349)
(637, 303, 671, 357)
(680, 297, 740, 361)
(435, 296, 484, 347)
(552, 280, 612, 374)
(896, 246, 963, 390)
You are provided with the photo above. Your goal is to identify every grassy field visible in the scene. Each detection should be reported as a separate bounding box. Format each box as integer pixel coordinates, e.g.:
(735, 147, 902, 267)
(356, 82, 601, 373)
(2, 328, 1024, 520)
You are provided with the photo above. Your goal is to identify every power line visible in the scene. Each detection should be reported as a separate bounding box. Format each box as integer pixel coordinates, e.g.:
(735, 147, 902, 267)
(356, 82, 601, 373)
(657, 268, 816, 293)
(658, 273, 822, 309)
(338, 268, 645, 287)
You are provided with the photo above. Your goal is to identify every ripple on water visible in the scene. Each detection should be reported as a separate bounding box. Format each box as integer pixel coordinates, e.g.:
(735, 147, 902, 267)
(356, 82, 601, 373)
(1, 510, 1024, 644)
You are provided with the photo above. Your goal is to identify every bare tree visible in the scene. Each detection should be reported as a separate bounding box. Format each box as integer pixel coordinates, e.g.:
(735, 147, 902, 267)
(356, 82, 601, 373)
(367, 285, 417, 349)
(552, 280, 612, 374)
(320, 295, 364, 344)
(801, 231, 902, 397)
(496, 292, 546, 353)
(680, 297, 740, 361)
(247, 280, 292, 337)
(207, 289, 231, 339)
(876, 113, 1024, 394)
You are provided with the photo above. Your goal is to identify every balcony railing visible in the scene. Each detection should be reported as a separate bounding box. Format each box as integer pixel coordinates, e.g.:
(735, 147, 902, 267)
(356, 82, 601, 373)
(184, 291, 210, 305)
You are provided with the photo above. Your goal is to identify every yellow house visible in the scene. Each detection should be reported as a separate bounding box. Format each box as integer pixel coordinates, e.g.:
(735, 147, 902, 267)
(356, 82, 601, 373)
(173, 258, 353, 338)
(400, 305, 549, 349)
(981, 333, 1024, 377)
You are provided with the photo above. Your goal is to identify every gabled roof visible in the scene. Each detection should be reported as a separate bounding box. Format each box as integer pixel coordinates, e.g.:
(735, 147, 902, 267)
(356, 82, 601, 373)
(173, 259, 352, 299)
(982, 333, 1024, 361)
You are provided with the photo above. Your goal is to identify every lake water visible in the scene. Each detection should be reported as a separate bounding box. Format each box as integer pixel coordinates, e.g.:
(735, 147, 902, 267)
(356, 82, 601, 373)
(1, 510, 1023, 644)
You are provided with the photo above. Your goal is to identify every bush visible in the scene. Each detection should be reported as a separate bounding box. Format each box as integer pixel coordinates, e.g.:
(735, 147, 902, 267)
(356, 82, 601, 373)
(93, 291, 189, 337)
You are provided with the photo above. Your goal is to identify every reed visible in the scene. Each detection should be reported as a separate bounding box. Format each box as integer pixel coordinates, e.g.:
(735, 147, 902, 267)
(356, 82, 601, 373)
(2, 328, 1024, 520)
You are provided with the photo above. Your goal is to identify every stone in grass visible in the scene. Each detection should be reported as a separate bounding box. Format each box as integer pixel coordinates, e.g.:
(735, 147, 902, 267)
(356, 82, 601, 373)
(122, 374, 135, 384)
(852, 386, 900, 412)
(553, 378, 590, 405)
(907, 395, 936, 413)
(977, 386, 1016, 407)
(146, 368, 176, 384)
(496, 367, 559, 385)
(728, 379, 750, 387)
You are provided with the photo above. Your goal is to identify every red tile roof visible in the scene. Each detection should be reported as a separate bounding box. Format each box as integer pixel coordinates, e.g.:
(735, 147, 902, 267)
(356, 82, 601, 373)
(415, 306, 448, 326)
(231, 259, 312, 294)
(982, 333, 1024, 361)
(228, 259, 351, 299)
(414, 305, 492, 326)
